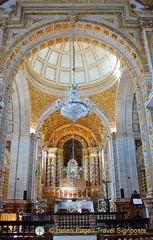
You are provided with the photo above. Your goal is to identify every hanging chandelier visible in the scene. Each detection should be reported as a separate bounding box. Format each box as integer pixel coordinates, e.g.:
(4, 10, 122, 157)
(55, 13, 95, 122)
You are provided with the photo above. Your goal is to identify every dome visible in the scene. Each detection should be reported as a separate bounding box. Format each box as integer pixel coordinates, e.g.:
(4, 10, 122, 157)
(27, 42, 120, 95)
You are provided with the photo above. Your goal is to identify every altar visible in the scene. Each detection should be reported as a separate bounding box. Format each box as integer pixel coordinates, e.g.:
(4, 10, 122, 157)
(54, 200, 94, 213)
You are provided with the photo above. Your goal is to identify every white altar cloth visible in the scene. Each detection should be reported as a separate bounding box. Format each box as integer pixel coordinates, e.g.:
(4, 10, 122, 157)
(54, 200, 94, 212)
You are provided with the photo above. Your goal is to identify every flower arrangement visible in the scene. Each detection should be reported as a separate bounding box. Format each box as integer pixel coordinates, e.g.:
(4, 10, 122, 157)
(98, 199, 107, 212)
(67, 203, 81, 213)
(36, 203, 47, 213)
(52, 199, 65, 205)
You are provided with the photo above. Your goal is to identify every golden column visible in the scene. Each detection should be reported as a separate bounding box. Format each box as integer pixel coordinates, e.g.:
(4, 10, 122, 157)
(47, 148, 58, 187)
(89, 148, 99, 186)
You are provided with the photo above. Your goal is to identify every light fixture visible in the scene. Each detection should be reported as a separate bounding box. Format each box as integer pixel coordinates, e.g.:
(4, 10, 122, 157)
(55, 13, 95, 122)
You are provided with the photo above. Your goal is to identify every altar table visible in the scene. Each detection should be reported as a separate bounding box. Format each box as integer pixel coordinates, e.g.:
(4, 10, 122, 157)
(54, 200, 94, 213)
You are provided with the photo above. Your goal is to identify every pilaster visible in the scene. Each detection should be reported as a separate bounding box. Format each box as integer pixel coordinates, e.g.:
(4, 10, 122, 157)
(135, 74, 153, 196)
(8, 133, 36, 201)
(115, 131, 139, 198)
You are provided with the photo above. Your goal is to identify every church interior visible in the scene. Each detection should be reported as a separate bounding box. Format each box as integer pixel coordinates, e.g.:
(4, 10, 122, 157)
(0, 0, 153, 227)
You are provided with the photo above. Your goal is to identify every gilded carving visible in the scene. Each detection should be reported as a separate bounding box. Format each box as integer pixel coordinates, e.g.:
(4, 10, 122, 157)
(143, 94, 147, 101)
(54, 24, 62, 30)
(121, 57, 127, 65)
(131, 72, 135, 78)
(25, 52, 31, 59)
(132, 52, 137, 59)
(15, 45, 21, 53)
(28, 34, 36, 41)
(2, 86, 5, 93)
(84, 37, 90, 43)
(111, 33, 117, 40)
(136, 60, 141, 68)
(103, 29, 109, 35)
(148, 115, 151, 123)
(139, 20, 153, 29)
(92, 39, 99, 45)
(15, 65, 20, 73)
(64, 37, 70, 42)
(94, 26, 101, 32)
(108, 47, 114, 53)
(115, 52, 121, 58)
(147, 82, 152, 89)
(77, 23, 83, 28)
(56, 38, 62, 43)
(143, 84, 146, 92)
(6, 61, 10, 68)
(32, 47, 39, 54)
(40, 43, 47, 49)
(143, 145, 146, 152)
(63, 23, 69, 29)
(141, 134, 145, 141)
(126, 45, 131, 52)
(149, 127, 153, 135)
(22, 39, 27, 46)
(47, 40, 54, 46)
(37, 29, 44, 36)
(85, 24, 92, 30)
(137, 104, 141, 111)
(147, 179, 151, 189)
(45, 26, 53, 32)
(119, 39, 125, 45)
(33, 19, 44, 24)
(127, 64, 132, 71)
(100, 43, 107, 48)
(10, 52, 15, 60)
(77, 36, 82, 41)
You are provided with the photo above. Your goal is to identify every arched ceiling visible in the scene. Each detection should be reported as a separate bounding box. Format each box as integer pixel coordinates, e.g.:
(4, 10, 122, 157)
(39, 112, 107, 147)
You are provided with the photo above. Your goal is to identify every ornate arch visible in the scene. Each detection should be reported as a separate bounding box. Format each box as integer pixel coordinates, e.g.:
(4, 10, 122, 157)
(49, 123, 98, 148)
(4, 20, 144, 89)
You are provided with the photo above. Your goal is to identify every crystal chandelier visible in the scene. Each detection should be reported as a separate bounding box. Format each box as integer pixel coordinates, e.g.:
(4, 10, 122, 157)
(55, 14, 95, 122)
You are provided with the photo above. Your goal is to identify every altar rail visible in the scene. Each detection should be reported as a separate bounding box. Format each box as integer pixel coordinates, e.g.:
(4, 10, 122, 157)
(20, 211, 126, 221)
(0, 212, 149, 233)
